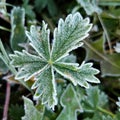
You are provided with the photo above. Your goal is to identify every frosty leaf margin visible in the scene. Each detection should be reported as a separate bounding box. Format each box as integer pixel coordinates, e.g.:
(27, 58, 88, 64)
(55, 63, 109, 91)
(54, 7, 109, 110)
(10, 12, 100, 109)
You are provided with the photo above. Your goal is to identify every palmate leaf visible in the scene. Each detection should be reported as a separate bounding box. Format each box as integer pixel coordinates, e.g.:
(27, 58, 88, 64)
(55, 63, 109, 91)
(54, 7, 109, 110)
(10, 12, 99, 109)
(51, 12, 92, 61)
(56, 84, 82, 120)
(22, 96, 45, 120)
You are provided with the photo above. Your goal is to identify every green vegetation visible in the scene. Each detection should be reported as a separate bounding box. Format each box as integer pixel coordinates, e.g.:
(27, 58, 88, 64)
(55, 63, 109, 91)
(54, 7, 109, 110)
(0, 0, 120, 120)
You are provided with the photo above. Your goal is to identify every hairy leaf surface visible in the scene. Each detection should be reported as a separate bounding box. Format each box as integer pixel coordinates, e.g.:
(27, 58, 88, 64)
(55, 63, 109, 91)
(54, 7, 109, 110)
(56, 84, 81, 120)
(32, 66, 57, 109)
(10, 12, 99, 109)
(26, 22, 50, 60)
(10, 50, 47, 81)
(54, 62, 100, 88)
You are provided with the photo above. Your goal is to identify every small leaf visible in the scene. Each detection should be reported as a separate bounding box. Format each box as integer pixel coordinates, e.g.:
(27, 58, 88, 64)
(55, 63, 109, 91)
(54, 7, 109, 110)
(56, 84, 82, 120)
(54, 62, 100, 88)
(26, 22, 50, 60)
(22, 96, 44, 120)
(77, 0, 102, 15)
(32, 66, 57, 109)
(51, 12, 92, 61)
(10, 7, 26, 51)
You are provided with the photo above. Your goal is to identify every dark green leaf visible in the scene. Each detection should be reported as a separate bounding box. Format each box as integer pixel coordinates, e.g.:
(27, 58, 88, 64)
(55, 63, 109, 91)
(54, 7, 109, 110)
(10, 7, 26, 51)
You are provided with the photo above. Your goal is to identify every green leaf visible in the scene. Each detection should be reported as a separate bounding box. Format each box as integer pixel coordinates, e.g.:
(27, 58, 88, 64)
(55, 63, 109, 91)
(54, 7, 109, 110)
(26, 22, 50, 60)
(84, 113, 113, 120)
(82, 86, 108, 112)
(10, 7, 26, 51)
(10, 50, 47, 81)
(56, 84, 82, 120)
(54, 62, 100, 88)
(32, 66, 57, 109)
(77, 0, 102, 15)
(10, 12, 99, 109)
(51, 12, 92, 61)
(22, 96, 44, 120)
(84, 38, 120, 76)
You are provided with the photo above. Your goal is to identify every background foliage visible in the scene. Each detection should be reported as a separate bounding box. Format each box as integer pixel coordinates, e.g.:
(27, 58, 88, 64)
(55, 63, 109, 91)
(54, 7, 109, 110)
(0, 0, 120, 120)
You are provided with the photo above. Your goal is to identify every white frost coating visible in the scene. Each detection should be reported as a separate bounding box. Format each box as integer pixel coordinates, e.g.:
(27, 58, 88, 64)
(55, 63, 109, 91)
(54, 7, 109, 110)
(51, 66, 58, 110)
(10, 12, 100, 110)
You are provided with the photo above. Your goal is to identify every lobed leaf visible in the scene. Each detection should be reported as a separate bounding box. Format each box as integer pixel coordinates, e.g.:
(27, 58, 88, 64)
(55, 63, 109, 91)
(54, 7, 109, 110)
(32, 66, 57, 110)
(26, 22, 50, 60)
(56, 84, 81, 120)
(22, 96, 44, 120)
(51, 12, 92, 61)
(10, 12, 100, 110)
(54, 62, 100, 88)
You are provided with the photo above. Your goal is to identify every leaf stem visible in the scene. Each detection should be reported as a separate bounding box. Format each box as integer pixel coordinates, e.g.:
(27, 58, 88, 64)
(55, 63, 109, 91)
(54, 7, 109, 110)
(97, 107, 115, 118)
(97, 14, 113, 54)
(2, 82, 11, 120)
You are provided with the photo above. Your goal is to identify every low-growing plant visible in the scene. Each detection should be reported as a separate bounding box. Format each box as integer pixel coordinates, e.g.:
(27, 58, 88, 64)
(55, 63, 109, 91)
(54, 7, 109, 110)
(0, 0, 120, 120)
